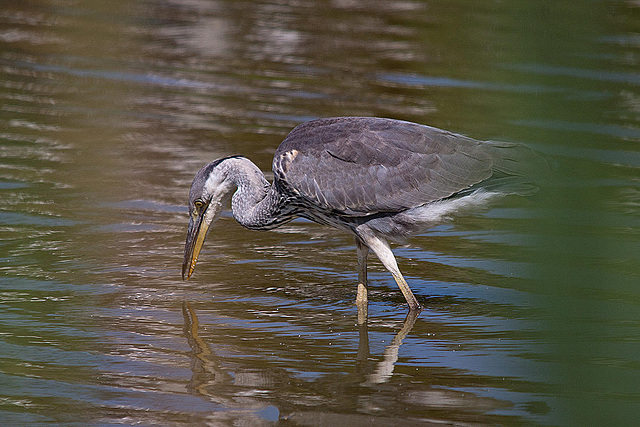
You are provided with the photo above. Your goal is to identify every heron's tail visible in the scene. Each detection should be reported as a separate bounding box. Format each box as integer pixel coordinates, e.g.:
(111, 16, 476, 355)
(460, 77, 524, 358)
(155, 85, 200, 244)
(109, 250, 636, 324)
(474, 141, 551, 196)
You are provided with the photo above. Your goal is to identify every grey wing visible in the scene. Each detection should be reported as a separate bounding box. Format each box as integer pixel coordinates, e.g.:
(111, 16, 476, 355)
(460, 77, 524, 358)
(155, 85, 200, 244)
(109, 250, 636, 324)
(273, 117, 494, 215)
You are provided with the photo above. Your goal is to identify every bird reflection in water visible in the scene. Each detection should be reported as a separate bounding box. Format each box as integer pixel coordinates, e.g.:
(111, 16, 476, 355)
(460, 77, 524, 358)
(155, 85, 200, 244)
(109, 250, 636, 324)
(182, 301, 422, 420)
(182, 302, 279, 424)
(182, 301, 231, 395)
(357, 308, 422, 385)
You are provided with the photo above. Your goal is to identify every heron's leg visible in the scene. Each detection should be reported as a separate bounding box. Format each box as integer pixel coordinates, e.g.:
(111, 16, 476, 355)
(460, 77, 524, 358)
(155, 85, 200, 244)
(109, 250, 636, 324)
(355, 238, 369, 324)
(356, 238, 369, 305)
(358, 231, 421, 310)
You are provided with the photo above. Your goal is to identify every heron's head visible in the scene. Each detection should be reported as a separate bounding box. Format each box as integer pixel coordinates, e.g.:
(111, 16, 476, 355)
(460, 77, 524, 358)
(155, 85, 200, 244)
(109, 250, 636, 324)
(182, 157, 237, 280)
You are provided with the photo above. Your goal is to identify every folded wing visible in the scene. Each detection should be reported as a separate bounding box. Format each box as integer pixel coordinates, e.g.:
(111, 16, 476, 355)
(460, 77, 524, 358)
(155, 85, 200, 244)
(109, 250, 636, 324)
(273, 117, 495, 216)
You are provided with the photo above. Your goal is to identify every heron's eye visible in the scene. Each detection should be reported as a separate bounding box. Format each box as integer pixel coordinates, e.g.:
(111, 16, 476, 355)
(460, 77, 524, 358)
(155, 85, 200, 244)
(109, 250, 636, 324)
(194, 200, 205, 210)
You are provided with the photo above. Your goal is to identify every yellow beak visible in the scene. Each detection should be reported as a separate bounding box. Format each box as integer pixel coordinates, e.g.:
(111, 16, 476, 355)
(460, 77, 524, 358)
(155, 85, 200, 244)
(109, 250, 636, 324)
(182, 211, 211, 280)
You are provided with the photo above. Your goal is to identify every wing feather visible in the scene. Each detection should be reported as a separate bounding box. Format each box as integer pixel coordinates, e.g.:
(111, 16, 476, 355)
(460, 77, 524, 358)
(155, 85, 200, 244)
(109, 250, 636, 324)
(273, 117, 495, 215)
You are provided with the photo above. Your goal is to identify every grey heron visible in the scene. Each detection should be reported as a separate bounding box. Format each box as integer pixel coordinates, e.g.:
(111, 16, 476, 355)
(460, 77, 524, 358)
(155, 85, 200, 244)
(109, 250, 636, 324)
(182, 117, 541, 311)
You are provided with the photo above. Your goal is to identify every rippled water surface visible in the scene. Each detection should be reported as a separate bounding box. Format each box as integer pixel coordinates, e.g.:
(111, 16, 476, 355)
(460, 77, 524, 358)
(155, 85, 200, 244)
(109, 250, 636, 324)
(1, 1, 639, 425)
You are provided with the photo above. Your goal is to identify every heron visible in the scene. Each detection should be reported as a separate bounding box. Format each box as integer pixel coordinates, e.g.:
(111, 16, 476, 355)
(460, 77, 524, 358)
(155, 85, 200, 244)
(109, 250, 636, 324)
(182, 117, 541, 312)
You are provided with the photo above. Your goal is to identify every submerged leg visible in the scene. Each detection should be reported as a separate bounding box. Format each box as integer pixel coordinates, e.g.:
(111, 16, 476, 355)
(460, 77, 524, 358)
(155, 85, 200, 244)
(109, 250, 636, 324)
(355, 238, 369, 324)
(357, 230, 421, 310)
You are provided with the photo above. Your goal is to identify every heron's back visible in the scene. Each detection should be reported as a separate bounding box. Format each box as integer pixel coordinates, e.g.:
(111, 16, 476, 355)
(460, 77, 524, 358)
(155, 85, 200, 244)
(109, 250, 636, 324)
(272, 117, 510, 217)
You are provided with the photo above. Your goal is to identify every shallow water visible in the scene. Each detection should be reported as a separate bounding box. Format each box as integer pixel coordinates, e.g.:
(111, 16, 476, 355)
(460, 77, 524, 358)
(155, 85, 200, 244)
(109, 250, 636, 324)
(1, 0, 639, 425)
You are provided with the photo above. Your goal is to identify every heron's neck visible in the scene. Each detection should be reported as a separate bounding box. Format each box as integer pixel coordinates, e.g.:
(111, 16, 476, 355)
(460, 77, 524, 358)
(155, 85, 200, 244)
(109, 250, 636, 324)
(222, 157, 291, 230)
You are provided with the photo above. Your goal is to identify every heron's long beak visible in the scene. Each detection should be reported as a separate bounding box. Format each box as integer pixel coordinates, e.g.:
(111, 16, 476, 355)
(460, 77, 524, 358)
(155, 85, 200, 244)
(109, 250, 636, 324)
(183, 197, 223, 281)
(182, 210, 210, 280)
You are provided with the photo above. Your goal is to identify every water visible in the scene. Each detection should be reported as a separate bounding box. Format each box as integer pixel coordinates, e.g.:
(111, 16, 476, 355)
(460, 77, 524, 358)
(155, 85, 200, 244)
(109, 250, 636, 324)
(1, 0, 638, 425)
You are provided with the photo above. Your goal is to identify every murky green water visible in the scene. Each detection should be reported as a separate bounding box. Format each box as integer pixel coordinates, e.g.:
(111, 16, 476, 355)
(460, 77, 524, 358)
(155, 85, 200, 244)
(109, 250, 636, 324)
(1, 1, 638, 425)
